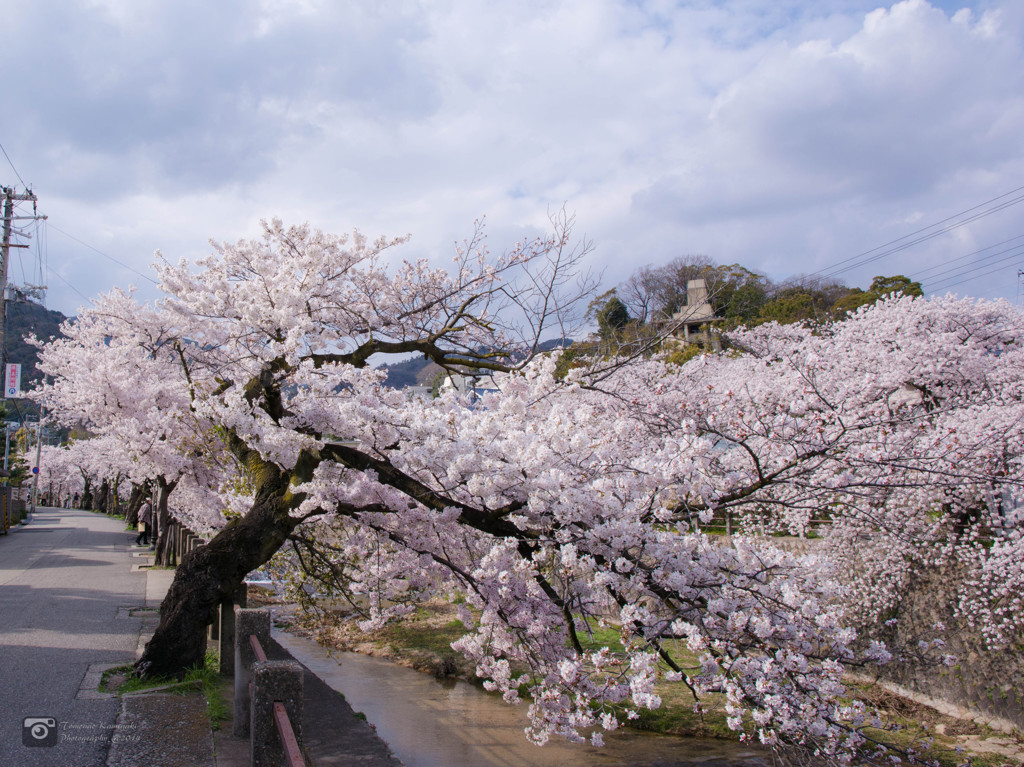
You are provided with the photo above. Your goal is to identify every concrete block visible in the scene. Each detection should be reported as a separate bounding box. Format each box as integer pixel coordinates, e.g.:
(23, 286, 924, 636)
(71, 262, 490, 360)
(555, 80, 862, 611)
(234, 608, 271, 738)
(250, 660, 303, 767)
(218, 586, 246, 676)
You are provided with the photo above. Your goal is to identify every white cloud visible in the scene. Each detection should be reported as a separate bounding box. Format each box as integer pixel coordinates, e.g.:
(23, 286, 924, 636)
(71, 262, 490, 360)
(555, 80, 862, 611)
(3, 0, 1022, 315)
(640, 1, 1022, 215)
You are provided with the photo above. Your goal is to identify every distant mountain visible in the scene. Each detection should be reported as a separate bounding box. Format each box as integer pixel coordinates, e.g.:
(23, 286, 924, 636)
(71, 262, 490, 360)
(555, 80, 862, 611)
(379, 356, 442, 389)
(5, 300, 69, 387)
(378, 338, 573, 389)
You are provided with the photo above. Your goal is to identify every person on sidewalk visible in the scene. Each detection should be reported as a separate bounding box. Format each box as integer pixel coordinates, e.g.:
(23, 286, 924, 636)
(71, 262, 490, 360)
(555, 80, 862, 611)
(135, 501, 153, 546)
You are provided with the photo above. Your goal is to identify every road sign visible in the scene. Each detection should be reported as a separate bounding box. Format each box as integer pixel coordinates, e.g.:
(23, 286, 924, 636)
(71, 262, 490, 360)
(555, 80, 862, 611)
(4, 364, 21, 399)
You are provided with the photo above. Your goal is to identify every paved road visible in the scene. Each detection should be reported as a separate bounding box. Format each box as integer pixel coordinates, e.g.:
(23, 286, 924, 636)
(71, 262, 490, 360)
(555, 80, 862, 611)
(0, 507, 149, 766)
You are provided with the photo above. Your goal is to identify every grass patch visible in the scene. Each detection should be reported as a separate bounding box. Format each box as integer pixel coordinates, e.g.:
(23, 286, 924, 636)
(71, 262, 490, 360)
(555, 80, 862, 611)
(87, 508, 126, 521)
(575, 626, 734, 738)
(100, 653, 230, 731)
(100, 663, 135, 694)
(377, 609, 469, 657)
(576, 624, 626, 654)
(855, 723, 1011, 767)
(304, 600, 737, 738)
(301, 598, 1024, 764)
(846, 682, 1021, 767)
(187, 652, 231, 730)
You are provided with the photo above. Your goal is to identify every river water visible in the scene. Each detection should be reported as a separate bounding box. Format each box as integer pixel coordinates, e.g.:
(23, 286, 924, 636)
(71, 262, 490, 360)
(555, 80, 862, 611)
(273, 628, 769, 767)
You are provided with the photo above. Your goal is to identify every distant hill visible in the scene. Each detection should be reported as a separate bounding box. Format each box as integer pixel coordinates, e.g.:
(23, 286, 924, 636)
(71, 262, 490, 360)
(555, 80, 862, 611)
(379, 355, 443, 389)
(378, 338, 573, 389)
(5, 300, 69, 388)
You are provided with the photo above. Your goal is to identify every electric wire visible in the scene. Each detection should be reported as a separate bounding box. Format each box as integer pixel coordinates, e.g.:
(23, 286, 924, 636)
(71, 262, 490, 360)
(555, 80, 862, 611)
(824, 195, 1024, 277)
(45, 263, 91, 305)
(927, 255, 1024, 294)
(39, 221, 92, 305)
(32, 218, 48, 307)
(920, 242, 1024, 288)
(46, 223, 158, 285)
(39, 220, 49, 302)
(926, 259, 1024, 294)
(911, 233, 1024, 280)
(815, 185, 1024, 280)
(0, 141, 28, 189)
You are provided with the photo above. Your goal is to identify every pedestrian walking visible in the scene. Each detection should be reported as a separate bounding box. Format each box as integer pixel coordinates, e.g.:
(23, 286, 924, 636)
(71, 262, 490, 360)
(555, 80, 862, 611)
(135, 501, 153, 546)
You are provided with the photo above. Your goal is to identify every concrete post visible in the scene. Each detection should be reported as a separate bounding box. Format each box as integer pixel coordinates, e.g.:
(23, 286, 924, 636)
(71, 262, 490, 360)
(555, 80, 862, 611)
(218, 585, 247, 676)
(250, 660, 303, 767)
(167, 523, 177, 567)
(234, 608, 271, 738)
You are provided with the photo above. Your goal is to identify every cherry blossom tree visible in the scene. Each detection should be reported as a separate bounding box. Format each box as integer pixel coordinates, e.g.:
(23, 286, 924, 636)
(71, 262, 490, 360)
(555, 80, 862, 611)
(670, 294, 1024, 645)
(37, 443, 85, 506)
(37, 213, 597, 676)
(284, 294, 1024, 760)
(33, 288, 234, 558)
(35, 212, 1024, 764)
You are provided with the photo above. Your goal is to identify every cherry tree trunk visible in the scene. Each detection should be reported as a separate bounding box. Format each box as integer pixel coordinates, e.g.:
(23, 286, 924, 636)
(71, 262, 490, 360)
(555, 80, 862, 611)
(152, 479, 175, 566)
(94, 479, 109, 513)
(79, 479, 92, 510)
(124, 483, 146, 527)
(134, 476, 298, 678)
(107, 477, 120, 515)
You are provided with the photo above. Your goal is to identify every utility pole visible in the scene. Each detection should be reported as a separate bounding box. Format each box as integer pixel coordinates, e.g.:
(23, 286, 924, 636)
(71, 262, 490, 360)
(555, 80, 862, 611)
(1, 186, 39, 370)
(1, 187, 44, 503)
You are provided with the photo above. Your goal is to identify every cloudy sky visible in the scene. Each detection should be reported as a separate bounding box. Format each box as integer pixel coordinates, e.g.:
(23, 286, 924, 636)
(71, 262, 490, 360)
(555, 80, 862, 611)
(2, 0, 1023, 317)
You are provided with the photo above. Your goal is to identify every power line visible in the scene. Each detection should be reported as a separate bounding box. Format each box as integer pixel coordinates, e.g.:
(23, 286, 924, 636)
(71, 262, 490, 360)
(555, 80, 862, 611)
(38, 219, 48, 299)
(41, 222, 92, 304)
(927, 255, 1024, 294)
(911, 233, 1024, 280)
(917, 236, 1024, 286)
(46, 223, 158, 285)
(919, 241, 1024, 289)
(816, 185, 1024, 280)
(0, 142, 27, 189)
(45, 262, 92, 305)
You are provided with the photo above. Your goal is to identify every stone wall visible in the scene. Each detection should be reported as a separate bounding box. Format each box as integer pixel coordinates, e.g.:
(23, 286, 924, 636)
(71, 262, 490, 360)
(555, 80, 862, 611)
(870, 562, 1024, 731)
(770, 537, 1023, 730)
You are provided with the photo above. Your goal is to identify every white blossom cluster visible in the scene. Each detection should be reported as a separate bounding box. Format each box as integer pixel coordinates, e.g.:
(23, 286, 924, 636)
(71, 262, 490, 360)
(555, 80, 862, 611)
(30, 219, 1024, 764)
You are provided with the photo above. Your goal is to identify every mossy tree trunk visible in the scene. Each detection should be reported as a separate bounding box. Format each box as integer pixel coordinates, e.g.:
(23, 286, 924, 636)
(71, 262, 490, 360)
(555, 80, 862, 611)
(135, 467, 299, 678)
(94, 479, 109, 513)
(79, 476, 93, 510)
(153, 477, 179, 566)
(124, 483, 147, 527)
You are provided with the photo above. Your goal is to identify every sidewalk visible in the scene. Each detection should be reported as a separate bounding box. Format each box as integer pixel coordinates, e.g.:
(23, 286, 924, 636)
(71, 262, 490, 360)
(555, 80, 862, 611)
(112, 548, 401, 767)
(0, 507, 150, 767)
